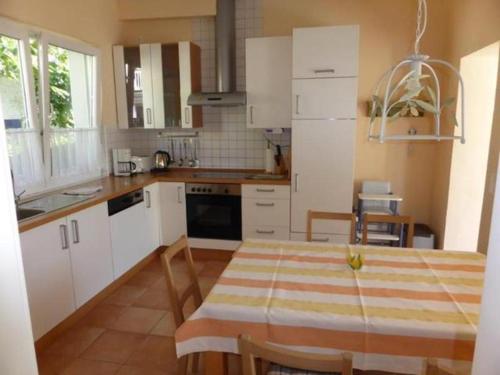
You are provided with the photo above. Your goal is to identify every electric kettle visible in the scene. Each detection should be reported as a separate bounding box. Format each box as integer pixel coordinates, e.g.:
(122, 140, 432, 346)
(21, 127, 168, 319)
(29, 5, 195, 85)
(152, 150, 171, 172)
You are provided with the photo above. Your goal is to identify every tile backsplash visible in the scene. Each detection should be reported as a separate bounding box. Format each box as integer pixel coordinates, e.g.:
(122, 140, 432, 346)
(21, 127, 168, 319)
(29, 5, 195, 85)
(105, 0, 290, 172)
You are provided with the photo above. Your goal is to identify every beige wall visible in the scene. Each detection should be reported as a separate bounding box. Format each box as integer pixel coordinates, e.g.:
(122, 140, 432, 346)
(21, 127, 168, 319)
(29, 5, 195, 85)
(262, 0, 449, 225)
(118, 0, 215, 20)
(430, 0, 500, 252)
(119, 18, 193, 46)
(0, 0, 122, 126)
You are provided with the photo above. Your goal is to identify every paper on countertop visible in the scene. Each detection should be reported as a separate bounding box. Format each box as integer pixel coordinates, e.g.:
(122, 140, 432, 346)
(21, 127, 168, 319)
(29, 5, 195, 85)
(64, 185, 103, 196)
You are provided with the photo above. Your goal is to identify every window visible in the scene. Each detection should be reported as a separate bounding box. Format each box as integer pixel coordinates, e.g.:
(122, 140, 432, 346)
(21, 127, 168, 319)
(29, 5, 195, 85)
(0, 18, 103, 195)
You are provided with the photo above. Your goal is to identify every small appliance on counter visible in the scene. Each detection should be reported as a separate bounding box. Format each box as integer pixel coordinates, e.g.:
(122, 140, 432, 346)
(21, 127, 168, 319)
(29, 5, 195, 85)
(130, 156, 153, 173)
(151, 150, 171, 173)
(112, 148, 136, 177)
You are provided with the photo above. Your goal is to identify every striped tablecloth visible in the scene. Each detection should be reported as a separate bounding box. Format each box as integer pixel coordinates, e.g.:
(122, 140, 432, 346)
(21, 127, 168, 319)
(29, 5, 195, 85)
(176, 239, 485, 374)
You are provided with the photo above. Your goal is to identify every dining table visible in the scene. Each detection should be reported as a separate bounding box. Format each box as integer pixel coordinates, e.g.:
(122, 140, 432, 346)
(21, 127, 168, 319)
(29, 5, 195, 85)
(175, 239, 485, 374)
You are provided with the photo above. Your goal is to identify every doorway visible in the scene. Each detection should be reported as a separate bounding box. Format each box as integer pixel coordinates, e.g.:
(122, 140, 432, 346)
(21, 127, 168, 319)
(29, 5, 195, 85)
(444, 42, 500, 252)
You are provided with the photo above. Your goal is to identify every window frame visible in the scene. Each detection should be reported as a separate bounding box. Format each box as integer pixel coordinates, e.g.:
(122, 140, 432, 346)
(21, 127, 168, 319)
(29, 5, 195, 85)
(0, 16, 104, 195)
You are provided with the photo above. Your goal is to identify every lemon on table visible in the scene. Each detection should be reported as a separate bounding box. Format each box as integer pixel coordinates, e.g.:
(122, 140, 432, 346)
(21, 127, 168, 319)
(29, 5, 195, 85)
(347, 254, 364, 270)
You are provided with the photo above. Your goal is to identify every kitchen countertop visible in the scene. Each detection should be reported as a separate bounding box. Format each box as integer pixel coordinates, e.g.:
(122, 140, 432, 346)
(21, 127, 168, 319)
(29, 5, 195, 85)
(18, 168, 290, 233)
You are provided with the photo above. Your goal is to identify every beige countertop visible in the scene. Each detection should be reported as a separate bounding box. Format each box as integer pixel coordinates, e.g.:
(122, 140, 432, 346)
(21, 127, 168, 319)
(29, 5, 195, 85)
(18, 168, 290, 233)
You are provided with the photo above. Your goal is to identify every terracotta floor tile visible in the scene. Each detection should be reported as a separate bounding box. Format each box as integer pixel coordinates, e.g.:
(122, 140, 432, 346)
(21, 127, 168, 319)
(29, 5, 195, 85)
(125, 336, 178, 372)
(126, 271, 162, 288)
(150, 312, 176, 337)
(111, 306, 166, 334)
(142, 258, 164, 274)
(78, 304, 126, 329)
(81, 330, 147, 364)
(104, 285, 147, 307)
(45, 325, 105, 357)
(116, 365, 169, 375)
(132, 288, 171, 310)
(199, 261, 228, 278)
(61, 358, 121, 375)
(37, 353, 75, 375)
(150, 276, 167, 291)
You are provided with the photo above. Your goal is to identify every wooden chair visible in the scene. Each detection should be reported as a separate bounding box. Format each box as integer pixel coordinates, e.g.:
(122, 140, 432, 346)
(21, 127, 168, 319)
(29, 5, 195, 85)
(239, 335, 353, 375)
(424, 359, 457, 375)
(161, 235, 203, 375)
(362, 213, 415, 248)
(307, 210, 357, 244)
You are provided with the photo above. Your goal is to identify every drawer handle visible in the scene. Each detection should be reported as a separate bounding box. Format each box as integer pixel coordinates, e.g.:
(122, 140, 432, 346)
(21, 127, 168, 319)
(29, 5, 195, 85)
(256, 188, 275, 193)
(256, 202, 275, 207)
(71, 220, 80, 244)
(314, 69, 335, 74)
(145, 190, 151, 208)
(256, 229, 275, 235)
(60, 224, 69, 250)
(249, 105, 254, 124)
(295, 95, 300, 115)
(185, 107, 190, 124)
(312, 237, 329, 243)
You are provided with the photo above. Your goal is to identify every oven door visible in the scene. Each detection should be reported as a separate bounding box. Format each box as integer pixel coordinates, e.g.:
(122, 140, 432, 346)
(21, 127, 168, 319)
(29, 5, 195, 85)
(186, 194, 242, 241)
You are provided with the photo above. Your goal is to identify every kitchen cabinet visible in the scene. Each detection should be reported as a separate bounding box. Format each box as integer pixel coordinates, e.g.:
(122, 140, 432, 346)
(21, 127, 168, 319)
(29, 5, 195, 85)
(67, 203, 114, 308)
(179, 42, 202, 128)
(144, 183, 161, 252)
(20, 219, 76, 340)
(160, 182, 187, 245)
(291, 120, 355, 235)
(109, 200, 148, 278)
(113, 42, 201, 129)
(242, 185, 290, 241)
(292, 78, 358, 120)
(246, 37, 292, 129)
(293, 25, 359, 79)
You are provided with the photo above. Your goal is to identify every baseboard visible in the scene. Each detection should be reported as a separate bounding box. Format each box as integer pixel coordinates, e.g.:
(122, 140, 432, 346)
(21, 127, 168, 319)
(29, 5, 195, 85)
(34, 247, 165, 354)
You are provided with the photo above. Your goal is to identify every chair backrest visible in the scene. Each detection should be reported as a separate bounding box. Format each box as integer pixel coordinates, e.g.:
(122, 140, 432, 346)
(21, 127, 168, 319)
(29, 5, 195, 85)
(238, 335, 353, 375)
(160, 235, 203, 328)
(424, 359, 457, 375)
(362, 214, 415, 248)
(307, 210, 357, 244)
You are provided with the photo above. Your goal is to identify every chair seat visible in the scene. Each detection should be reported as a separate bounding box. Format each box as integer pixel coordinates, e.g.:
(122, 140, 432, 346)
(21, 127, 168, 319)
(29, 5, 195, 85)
(268, 363, 339, 375)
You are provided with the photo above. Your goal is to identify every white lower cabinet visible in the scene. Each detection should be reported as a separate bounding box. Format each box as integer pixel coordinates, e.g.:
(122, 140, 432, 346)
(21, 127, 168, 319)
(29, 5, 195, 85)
(242, 185, 290, 241)
(160, 182, 187, 245)
(67, 203, 114, 308)
(144, 183, 161, 252)
(20, 202, 113, 340)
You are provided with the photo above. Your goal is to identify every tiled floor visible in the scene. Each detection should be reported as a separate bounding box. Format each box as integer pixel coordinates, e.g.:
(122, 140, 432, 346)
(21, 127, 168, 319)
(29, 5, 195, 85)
(36, 255, 227, 375)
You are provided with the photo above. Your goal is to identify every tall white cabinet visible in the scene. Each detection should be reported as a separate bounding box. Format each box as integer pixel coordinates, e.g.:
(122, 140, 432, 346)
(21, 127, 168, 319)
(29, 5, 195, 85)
(291, 25, 359, 242)
(160, 182, 187, 245)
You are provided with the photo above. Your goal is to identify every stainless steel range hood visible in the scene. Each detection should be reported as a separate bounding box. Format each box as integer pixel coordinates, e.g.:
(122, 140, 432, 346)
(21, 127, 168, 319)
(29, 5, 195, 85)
(188, 0, 246, 107)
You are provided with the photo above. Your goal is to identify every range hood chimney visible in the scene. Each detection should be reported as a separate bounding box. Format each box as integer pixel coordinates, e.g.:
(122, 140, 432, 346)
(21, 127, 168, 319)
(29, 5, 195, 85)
(188, 0, 246, 106)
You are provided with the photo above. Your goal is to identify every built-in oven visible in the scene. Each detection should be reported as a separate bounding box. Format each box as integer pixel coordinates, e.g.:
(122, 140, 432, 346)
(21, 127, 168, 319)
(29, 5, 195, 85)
(186, 183, 242, 241)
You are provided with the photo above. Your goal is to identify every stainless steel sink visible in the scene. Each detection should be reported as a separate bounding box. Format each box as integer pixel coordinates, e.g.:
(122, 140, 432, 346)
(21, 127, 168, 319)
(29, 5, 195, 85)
(16, 208, 46, 221)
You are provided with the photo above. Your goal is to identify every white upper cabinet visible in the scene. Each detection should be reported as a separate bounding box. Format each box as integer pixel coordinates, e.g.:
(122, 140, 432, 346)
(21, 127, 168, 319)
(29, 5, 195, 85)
(160, 182, 187, 245)
(20, 218, 76, 340)
(292, 77, 358, 120)
(291, 119, 355, 234)
(113, 42, 202, 129)
(67, 203, 114, 308)
(179, 41, 203, 128)
(246, 36, 292, 129)
(293, 25, 359, 79)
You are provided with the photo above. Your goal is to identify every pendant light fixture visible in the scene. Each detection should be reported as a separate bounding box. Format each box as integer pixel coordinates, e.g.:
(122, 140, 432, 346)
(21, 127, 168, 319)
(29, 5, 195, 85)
(368, 0, 465, 144)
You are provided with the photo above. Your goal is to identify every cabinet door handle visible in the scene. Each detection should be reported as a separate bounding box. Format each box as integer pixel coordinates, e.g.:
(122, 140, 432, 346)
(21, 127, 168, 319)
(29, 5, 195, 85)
(146, 108, 152, 124)
(71, 220, 80, 244)
(314, 68, 335, 74)
(256, 202, 275, 207)
(249, 105, 254, 124)
(177, 186, 183, 204)
(60, 224, 69, 250)
(294, 173, 299, 193)
(146, 191, 151, 208)
(185, 107, 190, 124)
(256, 188, 275, 193)
(295, 95, 300, 115)
(312, 237, 330, 243)
(256, 229, 275, 235)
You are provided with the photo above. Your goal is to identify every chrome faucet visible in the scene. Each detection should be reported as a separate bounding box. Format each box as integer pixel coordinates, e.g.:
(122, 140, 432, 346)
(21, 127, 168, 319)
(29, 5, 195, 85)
(11, 169, 25, 208)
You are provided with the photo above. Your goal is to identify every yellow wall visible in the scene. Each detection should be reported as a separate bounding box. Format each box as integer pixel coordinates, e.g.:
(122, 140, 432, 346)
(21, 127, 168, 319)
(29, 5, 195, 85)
(431, 0, 500, 252)
(118, 0, 215, 20)
(119, 18, 193, 46)
(0, 0, 122, 126)
(262, 0, 449, 225)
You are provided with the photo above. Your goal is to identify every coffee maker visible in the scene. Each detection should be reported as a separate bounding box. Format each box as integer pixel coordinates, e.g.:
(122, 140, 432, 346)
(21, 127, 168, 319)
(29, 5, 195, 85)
(112, 149, 136, 176)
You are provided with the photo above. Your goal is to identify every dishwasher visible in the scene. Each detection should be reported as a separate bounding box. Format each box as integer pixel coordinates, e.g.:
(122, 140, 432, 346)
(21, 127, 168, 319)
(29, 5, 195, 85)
(108, 189, 148, 279)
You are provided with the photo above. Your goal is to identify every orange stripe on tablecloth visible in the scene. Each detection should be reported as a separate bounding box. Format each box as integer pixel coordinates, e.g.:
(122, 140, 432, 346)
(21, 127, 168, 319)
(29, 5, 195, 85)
(175, 318, 475, 361)
(217, 277, 482, 304)
(234, 252, 485, 273)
